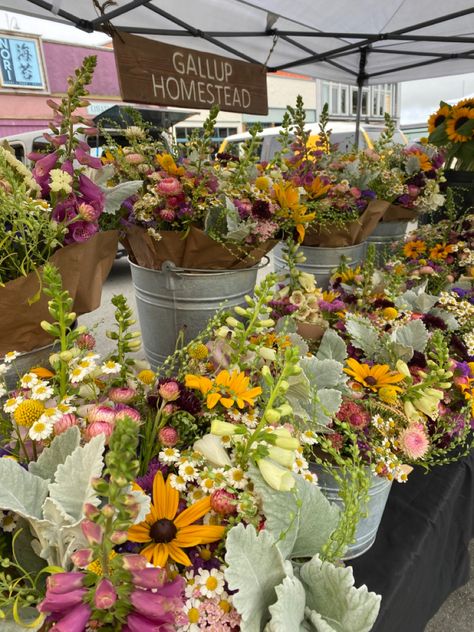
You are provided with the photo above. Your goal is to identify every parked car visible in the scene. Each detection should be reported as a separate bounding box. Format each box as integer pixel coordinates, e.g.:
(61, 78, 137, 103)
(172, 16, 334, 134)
(218, 121, 408, 161)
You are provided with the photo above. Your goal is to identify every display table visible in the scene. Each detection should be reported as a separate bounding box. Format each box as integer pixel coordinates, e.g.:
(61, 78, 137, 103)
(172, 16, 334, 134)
(352, 451, 474, 632)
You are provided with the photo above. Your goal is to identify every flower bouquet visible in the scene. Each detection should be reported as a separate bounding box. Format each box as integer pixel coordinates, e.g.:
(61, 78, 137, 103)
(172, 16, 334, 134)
(0, 56, 118, 358)
(0, 267, 383, 631)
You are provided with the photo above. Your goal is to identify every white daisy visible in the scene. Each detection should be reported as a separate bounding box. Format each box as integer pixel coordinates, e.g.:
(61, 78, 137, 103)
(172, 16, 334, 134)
(178, 461, 198, 482)
(57, 401, 76, 414)
(0, 384, 6, 398)
(20, 372, 39, 389)
(182, 598, 202, 631)
(187, 488, 206, 504)
(29, 419, 54, 440)
(197, 568, 225, 598)
(31, 382, 54, 401)
(199, 476, 216, 494)
(101, 360, 121, 374)
(3, 396, 23, 414)
(69, 366, 88, 384)
(38, 408, 62, 424)
(169, 473, 187, 492)
(302, 471, 318, 485)
(293, 454, 308, 473)
(300, 429, 318, 445)
(159, 447, 180, 464)
(3, 351, 19, 363)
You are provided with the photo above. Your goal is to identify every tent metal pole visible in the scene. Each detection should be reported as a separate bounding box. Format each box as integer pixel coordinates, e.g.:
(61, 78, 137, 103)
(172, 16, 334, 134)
(354, 47, 368, 149)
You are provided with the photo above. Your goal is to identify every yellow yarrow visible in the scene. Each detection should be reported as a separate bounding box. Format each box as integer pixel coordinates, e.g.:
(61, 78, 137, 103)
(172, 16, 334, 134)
(87, 551, 117, 575)
(188, 343, 209, 360)
(137, 369, 155, 385)
(382, 307, 398, 321)
(13, 400, 45, 428)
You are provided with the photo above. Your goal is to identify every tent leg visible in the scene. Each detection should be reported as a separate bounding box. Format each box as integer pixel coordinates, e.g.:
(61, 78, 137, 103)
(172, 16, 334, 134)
(354, 47, 369, 149)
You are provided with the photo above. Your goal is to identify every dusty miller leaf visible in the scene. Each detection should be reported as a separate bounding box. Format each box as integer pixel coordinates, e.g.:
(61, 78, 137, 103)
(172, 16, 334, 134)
(300, 555, 381, 632)
(300, 357, 347, 391)
(0, 459, 48, 519)
(266, 575, 307, 632)
(224, 523, 286, 632)
(430, 307, 459, 331)
(29, 426, 81, 480)
(316, 329, 347, 363)
(249, 466, 340, 560)
(49, 435, 105, 521)
(101, 180, 143, 214)
(391, 319, 428, 353)
(345, 316, 382, 360)
(1, 610, 44, 631)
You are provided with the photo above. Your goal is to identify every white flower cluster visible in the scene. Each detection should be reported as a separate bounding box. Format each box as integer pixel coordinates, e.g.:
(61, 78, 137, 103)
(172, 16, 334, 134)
(371, 414, 410, 483)
(438, 292, 474, 328)
(0, 145, 41, 195)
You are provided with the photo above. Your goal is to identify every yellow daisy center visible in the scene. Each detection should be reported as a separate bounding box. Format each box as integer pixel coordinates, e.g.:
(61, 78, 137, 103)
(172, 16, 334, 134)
(137, 369, 155, 385)
(13, 400, 45, 427)
(219, 599, 232, 613)
(206, 576, 218, 591)
(188, 607, 200, 624)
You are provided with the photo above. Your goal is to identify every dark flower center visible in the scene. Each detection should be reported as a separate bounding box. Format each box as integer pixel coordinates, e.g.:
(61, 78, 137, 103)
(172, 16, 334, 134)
(364, 376, 377, 386)
(434, 114, 446, 127)
(149, 518, 177, 543)
(454, 116, 469, 131)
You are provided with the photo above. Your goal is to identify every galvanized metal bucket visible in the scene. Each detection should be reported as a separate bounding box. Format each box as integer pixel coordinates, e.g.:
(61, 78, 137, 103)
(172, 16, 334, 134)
(310, 463, 392, 560)
(366, 220, 409, 265)
(273, 242, 366, 288)
(129, 258, 268, 369)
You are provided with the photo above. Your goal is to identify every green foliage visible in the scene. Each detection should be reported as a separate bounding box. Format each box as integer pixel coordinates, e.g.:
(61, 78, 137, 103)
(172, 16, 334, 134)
(106, 294, 142, 383)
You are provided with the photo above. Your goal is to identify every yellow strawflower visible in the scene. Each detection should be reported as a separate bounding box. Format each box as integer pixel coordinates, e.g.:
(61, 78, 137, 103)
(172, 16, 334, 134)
(188, 343, 209, 360)
(13, 400, 45, 428)
(137, 369, 156, 385)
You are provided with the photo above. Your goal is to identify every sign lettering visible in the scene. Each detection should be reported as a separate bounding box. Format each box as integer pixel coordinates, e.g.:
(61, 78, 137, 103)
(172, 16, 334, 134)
(113, 33, 268, 115)
(0, 34, 46, 89)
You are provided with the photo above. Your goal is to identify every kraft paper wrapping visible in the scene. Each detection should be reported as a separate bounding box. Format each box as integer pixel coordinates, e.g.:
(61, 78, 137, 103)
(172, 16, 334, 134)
(123, 225, 276, 270)
(381, 204, 418, 222)
(302, 200, 388, 247)
(0, 231, 119, 356)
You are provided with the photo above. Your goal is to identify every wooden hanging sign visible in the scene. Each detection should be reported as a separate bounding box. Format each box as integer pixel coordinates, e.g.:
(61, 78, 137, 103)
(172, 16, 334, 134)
(113, 32, 268, 115)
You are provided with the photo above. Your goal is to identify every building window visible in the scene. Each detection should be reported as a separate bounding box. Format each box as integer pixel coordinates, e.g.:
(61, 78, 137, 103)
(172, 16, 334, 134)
(350, 87, 369, 116)
(322, 82, 350, 116)
(323, 81, 394, 118)
(175, 126, 238, 143)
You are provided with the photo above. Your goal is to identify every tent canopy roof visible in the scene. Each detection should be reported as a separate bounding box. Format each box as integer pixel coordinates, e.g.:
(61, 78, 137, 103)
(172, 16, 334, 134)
(1, 0, 474, 85)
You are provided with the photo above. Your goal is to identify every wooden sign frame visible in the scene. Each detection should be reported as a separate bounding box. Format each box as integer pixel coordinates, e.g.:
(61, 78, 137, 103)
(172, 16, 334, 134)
(113, 32, 268, 115)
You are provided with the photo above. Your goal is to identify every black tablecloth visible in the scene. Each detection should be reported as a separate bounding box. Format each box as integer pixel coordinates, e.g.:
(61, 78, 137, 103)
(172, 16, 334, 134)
(352, 451, 474, 632)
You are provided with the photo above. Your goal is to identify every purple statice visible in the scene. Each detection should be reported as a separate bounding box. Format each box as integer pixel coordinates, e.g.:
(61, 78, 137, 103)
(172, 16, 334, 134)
(319, 299, 345, 312)
(454, 361, 472, 377)
(135, 457, 168, 494)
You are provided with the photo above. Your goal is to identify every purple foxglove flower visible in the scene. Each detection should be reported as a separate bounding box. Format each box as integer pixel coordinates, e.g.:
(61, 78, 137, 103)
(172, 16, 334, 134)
(125, 612, 175, 632)
(155, 575, 185, 599)
(75, 147, 103, 170)
(38, 588, 87, 612)
(71, 548, 93, 568)
(81, 519, 103, 545)
(122, 554, 148, 571)
(47, 572, 84, 594)
(52, 197, 77, 224)
(32, 151, 58, 178)
(130, 590, 177, 623)
(61, 159, 74, 176)
(70, 220, 99, 243)
(49, 602, 91, 632)
(43, 133, 68, 147)
(78, 174, 105, 209)
(131, 568, 167, 590)
(94, 578, 117, 610)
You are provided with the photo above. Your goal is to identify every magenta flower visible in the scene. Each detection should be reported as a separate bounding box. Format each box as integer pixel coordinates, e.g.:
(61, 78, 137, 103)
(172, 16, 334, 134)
(94, 578, 117, 610)
(61, 159, 74, 176)
(130, 589, 178, 622)
(121, 554, 148, 571)
(71, 548, 93, 568)
(131, 567, 168, 590)
(46, 572, 85, 594)
(124, 612, 175, 632)
(70, 220, 99, 244)
(75, 146, 103, 170)
(78, 174, 105, 209)
(32, 151, 58, 178)
(157, 177, 182, 196)
(81, 519, 104, 545)
(38, 587, 87, 612)
(47, 602, 91, 632)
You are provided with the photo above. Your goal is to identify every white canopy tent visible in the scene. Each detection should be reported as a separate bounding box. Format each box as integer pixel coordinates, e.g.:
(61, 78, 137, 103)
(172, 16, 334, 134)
(1, 1, 474, 141)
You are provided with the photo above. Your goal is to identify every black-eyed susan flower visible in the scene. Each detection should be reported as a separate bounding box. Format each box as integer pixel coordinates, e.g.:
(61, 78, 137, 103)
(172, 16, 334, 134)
(185, 369, 262, 410)
(127, 472, 225, 567)
(429, 243, 453, 260)
(344, 358, 405, 392)
(403, 240, 426, 258)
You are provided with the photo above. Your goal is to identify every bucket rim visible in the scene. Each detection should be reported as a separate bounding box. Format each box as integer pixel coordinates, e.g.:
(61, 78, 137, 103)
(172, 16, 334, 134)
(128, 255, 270, 275)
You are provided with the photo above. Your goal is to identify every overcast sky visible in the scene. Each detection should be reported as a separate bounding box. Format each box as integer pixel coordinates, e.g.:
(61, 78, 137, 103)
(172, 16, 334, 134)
(2, 10, 473, 125)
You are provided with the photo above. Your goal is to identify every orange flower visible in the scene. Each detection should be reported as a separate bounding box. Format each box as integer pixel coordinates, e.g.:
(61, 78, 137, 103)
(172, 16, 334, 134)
(156, 153, 185, 176)
(344, 358, 405, 392)
(429, 243, 453, 261)
(305, 176, 331, 200)
(272, 182, 316, 242)
(403, 240, 426, 258)
(409, 150, 432, 172)
(185, 369, 262, 409)
(128, 472, 225, 567)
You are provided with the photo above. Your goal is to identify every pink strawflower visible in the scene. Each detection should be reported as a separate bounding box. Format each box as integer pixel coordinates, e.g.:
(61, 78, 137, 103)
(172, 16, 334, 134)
(94, 578, 117, 610)
(108, 387, 136, 403)
(399, 423, 430, 459)
(114, 406, 142, 425)
(210, 489, 237, 515)
(158, 207, 176, 222)
(84, 421, 115, 442)
(76, 332, 96, 350)
(158, 381, 180, 402)
(157, 177, 182, 196)
(54, 413, 79, 435)
(78, 202, 100, 222)
(87, 405, 116, 424)
(124, 152, 146, 165)
(158, 426, 179, 447)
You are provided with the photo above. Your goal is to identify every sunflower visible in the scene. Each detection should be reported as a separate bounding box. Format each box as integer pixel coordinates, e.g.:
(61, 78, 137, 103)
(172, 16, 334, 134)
(344, 358, 405, 392)
(185, 369, 262, 409)
(429, 243, 453, 261)
(427, 105, 451, 134)
(128, 472, 225, 567)
(403, 240, 426, 258)
(446, 107, 474, 143)
(454, 97, 474, 109)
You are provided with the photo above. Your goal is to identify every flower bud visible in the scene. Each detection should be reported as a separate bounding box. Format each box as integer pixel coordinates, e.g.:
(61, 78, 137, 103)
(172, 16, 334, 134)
(47, 572, 85, 594)
(267, 445, 295, 468)
(233, 306, 248, 317)
(258, 347, 277, 362)
(81, 520, 103, 545)
(158, 426, 179, 447)
(131, 567, 167, 589)
(71, 548, 93, 568)
(94, 578, 117, 610)
(122, 554, 147, 571)
(158, 381, 180, 402)
(277, 403, 293, 417)
(257, 458, 295, 491)
(211, 420, 238, 436)
(264, 409, 281, 423)
(110, 530, 128, 545)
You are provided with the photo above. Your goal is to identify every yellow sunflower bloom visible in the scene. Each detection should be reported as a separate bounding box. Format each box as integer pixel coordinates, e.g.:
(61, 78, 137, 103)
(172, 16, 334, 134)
(185, 369, 262, 409)
(403, 240, 426, 258)
(427, 105, 451, 134)
(128, 472, 225, 567)
(156, 153, 185, 176)
(344, 358, 405, 392)
(429, 243, 453, 261)
(446, 107, 474, 143)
